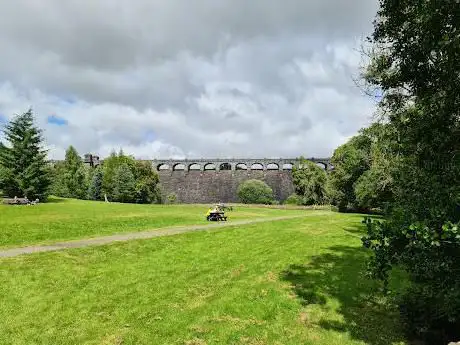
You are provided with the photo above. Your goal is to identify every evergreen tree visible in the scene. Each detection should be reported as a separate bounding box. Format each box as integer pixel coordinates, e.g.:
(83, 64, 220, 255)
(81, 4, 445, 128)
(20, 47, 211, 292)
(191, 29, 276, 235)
(0, 109, 51, 200)
(102, 150, 137, 200)
(102, 150, 118, 197)
(62, 146, 88, 199)
(49, 161, 67, 197)
(88, 166, 103, 201)
(112, 163, 136, 203)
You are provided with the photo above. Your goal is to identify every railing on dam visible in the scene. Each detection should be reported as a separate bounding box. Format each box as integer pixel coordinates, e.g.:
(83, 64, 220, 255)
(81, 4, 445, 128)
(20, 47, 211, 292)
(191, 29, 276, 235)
(49, 156, 333, 171)
(151, 158, 332, 172)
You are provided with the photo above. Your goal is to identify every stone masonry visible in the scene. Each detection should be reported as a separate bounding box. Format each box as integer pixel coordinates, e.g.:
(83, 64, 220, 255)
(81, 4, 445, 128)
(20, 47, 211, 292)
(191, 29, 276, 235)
(50, 156, 332, 204)
(153, 158, 331, 204)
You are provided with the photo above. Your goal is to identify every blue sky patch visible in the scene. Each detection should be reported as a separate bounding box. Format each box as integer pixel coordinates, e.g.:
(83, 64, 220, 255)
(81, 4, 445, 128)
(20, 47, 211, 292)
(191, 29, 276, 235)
(143, 130, 155, 141)
(47, 114, 68, 126)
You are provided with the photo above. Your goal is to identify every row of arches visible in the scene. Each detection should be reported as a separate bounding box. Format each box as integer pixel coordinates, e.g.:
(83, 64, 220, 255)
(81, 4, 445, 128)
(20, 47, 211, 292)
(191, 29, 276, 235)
(157, 162, 296, 171)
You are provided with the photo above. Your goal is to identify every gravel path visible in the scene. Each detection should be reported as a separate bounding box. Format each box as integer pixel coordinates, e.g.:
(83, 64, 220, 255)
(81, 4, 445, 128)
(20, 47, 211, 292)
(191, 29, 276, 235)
(0, 215, 305, 259)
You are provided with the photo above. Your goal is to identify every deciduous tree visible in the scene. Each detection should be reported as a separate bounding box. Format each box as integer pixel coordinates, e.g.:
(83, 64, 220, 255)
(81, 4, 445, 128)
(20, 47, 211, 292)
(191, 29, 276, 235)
(292, 159, 328, 205)
(361, 0, 460, 342)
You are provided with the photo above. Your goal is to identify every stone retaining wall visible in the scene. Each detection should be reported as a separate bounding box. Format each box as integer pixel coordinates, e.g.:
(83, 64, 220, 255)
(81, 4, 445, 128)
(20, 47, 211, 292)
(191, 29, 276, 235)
(158, 170, 295, 204)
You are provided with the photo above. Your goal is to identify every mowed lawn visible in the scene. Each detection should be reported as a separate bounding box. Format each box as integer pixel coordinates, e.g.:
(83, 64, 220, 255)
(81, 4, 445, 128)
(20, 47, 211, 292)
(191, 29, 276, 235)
(0, 198, 309, 248)
(0, 207, 407, 345)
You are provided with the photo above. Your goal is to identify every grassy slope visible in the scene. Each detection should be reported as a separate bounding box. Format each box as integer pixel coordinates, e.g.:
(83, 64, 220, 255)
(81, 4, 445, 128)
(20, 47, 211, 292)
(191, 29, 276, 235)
(0, 213, 407, 345)
(0, 198, 308, 248)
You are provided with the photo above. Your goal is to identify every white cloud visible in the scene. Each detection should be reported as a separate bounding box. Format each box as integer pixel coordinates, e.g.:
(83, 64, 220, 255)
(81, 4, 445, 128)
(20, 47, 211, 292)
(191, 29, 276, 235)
(0, 0, 379, 160)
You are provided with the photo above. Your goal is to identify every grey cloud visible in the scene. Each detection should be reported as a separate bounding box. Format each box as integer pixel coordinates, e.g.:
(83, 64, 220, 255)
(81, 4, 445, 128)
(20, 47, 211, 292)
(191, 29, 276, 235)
(0, 0, 377, 69)
(0, 0, 379, 159)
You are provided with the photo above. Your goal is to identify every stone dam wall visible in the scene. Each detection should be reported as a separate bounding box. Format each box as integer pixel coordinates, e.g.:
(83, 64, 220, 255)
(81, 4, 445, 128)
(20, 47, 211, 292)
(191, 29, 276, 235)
(158, 170, 296, 204)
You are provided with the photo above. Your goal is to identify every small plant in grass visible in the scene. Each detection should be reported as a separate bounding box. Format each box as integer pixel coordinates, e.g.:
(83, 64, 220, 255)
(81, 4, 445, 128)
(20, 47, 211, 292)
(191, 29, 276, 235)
(166, 193, 177, 204)
(284, 194, 302, 205)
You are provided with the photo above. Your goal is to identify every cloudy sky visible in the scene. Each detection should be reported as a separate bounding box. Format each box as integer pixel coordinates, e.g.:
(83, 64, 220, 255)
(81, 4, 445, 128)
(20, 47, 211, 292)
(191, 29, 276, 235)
(0, 0, 380, 160)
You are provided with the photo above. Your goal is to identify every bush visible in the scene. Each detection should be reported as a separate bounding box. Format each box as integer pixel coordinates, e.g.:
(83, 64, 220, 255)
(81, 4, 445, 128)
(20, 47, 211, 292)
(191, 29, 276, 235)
(284, 194, 302, 205)
(166, 193, 177, 204)
(237, 179, 274, 204)
(399, 283, 460, 344)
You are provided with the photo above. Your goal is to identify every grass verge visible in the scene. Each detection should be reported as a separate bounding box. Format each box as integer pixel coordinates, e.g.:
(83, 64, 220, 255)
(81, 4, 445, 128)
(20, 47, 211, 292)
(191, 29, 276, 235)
(0, 213, 407, 345)
(0, 198, 312, 248)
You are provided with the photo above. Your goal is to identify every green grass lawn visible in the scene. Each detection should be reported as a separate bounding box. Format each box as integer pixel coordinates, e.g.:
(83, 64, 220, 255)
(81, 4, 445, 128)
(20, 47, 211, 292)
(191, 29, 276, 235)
(0, 198, 311, 248)
(0, 208, 407, 345)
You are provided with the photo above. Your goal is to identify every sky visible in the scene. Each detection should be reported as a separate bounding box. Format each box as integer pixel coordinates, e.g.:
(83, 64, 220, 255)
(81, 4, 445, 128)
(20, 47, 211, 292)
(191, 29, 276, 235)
(0, 0, 380, 160)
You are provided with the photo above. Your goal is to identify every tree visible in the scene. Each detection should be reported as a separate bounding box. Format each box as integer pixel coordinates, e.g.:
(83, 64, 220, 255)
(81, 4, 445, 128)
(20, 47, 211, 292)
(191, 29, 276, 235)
(237, 179, 274, 204)
(0, 109, 51, 200)
(133, 160, 161, 204)
(354, 124, 396, 212)
(361, 0, 460, 342)
(327, 123, 393, 212)
(326, 131, 372, 211)
(112, 163, 136, 203)
(102, 150, 136, 199)
(88, 166, 103, 201)
(57, 146, 89, 199)
(292, 159, 328, 205)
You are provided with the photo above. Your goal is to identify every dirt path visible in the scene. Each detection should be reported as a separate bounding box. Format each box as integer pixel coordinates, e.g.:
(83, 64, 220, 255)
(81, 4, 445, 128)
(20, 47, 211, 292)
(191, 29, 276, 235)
(0, 215, 305, 259)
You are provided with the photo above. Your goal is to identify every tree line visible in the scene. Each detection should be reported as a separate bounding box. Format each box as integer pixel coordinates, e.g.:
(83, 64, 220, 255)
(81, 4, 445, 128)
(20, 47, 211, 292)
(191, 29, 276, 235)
(50, 147, 162, 204)
(0, 110, 162, 204)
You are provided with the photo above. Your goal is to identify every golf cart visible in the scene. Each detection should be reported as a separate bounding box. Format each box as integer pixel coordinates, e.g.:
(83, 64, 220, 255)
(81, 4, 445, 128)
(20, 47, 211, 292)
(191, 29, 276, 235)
(206, 204, 228, 221)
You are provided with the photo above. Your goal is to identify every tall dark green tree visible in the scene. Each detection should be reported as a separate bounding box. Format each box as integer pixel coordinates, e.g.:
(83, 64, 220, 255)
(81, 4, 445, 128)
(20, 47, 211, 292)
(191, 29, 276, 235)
(88, 166, 103, 201)
(112, 163, 136, 203)
(361, 0, 460, 342)
(50, 146, 88, 199)
(102, 150, 136, 198)
(58, 146, 89, 199)
(0, 109, 51, 200)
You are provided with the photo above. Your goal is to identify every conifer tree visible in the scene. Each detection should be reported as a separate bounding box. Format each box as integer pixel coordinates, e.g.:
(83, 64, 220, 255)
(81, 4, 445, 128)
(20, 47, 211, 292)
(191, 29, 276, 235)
(62, 145, 88, 199)
(88, 166, 103, 200)
(0, 109, 51, 200)
(112, 163, 136, 203)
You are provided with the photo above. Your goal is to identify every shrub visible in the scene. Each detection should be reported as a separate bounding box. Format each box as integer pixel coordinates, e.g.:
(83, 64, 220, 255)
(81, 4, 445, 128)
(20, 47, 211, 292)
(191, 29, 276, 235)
(284, 194, 302, 205)
(166, 193, 177, 204)
(237, 179, 274, 204)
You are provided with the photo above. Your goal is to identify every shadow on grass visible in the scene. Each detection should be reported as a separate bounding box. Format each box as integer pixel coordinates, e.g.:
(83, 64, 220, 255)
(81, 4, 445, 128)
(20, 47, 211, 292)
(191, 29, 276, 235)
(281, 243, 407, 345)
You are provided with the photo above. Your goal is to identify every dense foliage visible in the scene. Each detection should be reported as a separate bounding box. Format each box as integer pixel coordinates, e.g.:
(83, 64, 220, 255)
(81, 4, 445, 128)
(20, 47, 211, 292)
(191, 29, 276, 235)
(327, 123, 393, 212)
(284, 194, 302, 206)
(88, 166, 103, 201)
(50, 148, 161, 204)
(360, 0, 460, 343)
(291, 159, 328, 205)
(0, 109, 51, 200)
(51, 146, 90, 199)
(237, 179, 274, 205)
